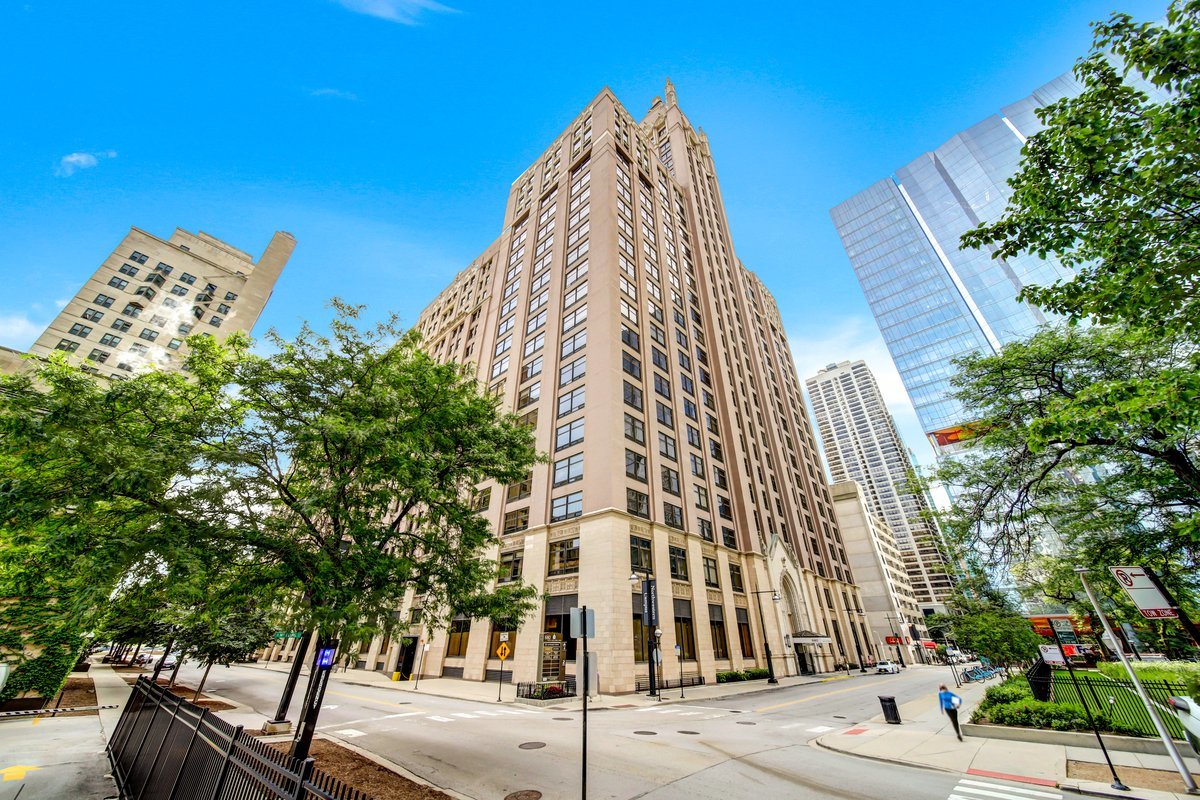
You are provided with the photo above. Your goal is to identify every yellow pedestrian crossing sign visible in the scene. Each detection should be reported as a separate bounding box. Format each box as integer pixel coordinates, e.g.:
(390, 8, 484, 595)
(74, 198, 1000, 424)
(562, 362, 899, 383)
(496, 642, 511, 661)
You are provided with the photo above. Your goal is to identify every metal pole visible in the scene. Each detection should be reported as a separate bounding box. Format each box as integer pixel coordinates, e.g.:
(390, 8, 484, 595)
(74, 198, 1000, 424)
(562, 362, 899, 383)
(581, 605, 588, 800)
(413, 641, 425, 690)
(497, 658, 504, 703)
(270, 630, 312, 725)
(1077, 568, 1197, 793)
(679, 649, 684, 698)
(644, 578, 658, 698)
(886, 616, 906, 667)
(1050, 625, 1128, 792)
(754, 591, 778, 684)
(291, 637, 338, 761)
(150, 635, 175, 685)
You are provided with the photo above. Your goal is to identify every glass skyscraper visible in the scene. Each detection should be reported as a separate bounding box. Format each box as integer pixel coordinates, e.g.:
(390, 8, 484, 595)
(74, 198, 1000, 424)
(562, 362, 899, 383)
(831, 71, 1111, 449)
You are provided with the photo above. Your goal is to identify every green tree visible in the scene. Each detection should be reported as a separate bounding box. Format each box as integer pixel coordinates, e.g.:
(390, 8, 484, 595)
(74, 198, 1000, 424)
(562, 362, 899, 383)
(175, 606, 273, 700)
(962, 1, 1200, 335)
(929, 577, 1043, 670)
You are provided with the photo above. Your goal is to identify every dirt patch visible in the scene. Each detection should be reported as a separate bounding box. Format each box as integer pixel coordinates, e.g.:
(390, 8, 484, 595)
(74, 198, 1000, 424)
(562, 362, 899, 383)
(1068, 759, 1193, 793)
(270, 739, 453, 800)
(116, 676, 236, 711)
(44, 676, 99, 716)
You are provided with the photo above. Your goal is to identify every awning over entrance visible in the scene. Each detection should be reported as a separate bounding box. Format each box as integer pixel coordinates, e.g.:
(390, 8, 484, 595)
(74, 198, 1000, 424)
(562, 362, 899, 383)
(790, 630, 832, 645)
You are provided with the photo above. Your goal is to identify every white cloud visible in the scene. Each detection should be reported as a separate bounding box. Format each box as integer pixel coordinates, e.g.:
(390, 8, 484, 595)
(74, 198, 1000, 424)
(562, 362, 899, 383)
(788, 315, 937, 466)
(310, 88, 359, 101)
(331, 0, 455, 24)
(0, 313, 48, 350)
(55, 149, 117, 177)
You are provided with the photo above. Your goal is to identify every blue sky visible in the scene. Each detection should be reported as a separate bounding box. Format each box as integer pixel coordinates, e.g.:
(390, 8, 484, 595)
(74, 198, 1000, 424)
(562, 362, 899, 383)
(0, 0, 1163, 464)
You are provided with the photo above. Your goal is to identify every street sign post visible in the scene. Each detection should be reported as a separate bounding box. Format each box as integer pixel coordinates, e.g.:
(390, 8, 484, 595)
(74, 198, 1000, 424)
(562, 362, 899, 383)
(572, 606, 596, 800)
(496, 641, 511, 702)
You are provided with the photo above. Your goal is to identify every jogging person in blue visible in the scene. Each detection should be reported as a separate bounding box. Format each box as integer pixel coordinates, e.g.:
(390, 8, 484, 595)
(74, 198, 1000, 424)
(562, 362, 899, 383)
(939, 684, 964, 741)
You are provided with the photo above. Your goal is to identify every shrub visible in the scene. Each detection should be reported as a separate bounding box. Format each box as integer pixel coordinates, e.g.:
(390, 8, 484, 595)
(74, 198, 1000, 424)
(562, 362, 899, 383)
(987, 700, 1091, 731)
(743, 668, 771, 680)
(982, 679, 1033, 708)
(716, 670, 746, 683)
(1096, 660, 1200, 691)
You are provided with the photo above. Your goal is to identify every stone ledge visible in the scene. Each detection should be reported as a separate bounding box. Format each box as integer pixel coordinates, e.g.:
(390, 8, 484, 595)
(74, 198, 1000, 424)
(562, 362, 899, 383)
(963, 722, 1183, 755)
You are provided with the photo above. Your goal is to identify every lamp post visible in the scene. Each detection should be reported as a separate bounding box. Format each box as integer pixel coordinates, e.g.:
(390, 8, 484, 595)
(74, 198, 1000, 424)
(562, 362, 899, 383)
(850, 610, 868, 673)
(750, 588, 781, 684)
(884, 614, 906, 668)
(630, 572, 660, 697)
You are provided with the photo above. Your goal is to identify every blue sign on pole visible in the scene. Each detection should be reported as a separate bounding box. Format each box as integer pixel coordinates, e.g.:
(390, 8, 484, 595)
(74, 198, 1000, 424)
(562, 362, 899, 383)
(317, 647, 336, 668)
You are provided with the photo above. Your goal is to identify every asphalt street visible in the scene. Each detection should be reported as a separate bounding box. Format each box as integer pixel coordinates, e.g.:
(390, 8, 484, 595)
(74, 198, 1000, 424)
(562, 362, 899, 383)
(172, 662, 987, 800)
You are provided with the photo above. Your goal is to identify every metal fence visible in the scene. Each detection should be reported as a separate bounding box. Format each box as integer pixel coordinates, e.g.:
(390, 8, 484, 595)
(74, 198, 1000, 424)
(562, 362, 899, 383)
(107, 676, 372, 800)
(515, 678, 576, 700)
(1026, 671, 1187, 740)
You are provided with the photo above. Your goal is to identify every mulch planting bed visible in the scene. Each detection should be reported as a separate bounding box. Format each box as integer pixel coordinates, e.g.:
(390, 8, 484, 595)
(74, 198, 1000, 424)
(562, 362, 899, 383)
(116, 675, 236, 711)
(1068, 759, 1193, 794)
(270, 739, 453, 800)
(43, 676, 100, 716)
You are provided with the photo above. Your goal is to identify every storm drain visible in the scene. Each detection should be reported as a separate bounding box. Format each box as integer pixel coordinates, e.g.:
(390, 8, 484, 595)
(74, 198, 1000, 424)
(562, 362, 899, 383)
(518, 742, 546, 750)
(505, 792, 543, 800)
(634, 730, 657, 735)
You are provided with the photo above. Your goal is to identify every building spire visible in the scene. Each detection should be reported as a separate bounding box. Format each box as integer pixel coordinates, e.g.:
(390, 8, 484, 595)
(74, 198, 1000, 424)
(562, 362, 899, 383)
(665, 77, 677, 107)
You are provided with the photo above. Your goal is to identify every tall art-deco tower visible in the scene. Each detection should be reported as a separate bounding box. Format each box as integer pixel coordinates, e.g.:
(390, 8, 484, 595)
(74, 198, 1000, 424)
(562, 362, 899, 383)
(265, 83, 872, 691)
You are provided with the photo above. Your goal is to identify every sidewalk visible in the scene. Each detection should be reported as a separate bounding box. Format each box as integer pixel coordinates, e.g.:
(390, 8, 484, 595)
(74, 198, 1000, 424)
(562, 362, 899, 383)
(814, 676, 1200, 800)
(0, 663, 130, 799)
(244, 658, 866, 709)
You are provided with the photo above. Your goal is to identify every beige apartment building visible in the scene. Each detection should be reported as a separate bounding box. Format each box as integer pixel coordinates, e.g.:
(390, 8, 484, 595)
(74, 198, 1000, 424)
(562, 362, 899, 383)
(830, 481, 929, 667)
(265, 82, 867, 692)
(23, 227, 294, 379)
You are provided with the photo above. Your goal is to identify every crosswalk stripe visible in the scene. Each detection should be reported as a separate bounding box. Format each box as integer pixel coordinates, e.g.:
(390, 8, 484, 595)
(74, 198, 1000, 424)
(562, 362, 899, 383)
(678, 712, 703, 716)
(451, 713, 477, 718)
(429, 715, 453, 722)
(473, 710, 501, 716)
(949, 785, 1061, 800)
(957, 780, 1060, 799)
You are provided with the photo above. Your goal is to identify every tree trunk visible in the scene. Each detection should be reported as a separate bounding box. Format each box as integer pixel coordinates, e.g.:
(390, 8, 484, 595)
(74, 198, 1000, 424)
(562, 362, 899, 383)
(194, 662, 214, 702)
(167, 654, 184, 688)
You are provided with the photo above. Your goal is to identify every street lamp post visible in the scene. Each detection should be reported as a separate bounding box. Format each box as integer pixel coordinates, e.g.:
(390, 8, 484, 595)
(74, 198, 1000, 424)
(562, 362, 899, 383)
(630, 572, 660, 697)
(851, 610, 868, 673)
(884, 614, 906, 668)
(750, 588, 781, 684)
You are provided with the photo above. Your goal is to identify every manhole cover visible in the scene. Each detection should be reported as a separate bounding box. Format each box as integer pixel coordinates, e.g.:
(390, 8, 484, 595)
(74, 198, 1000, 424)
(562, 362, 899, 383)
(396, 701, 411, 705)
(679, 730, 700, 735)
(505, 792, 543, 800)
(736, 721, 756, 726)
(833, 715, 846, 719)
(553, 716, 572, 721)
(518, 742, 546, 750)
(633, 730, 658, 735)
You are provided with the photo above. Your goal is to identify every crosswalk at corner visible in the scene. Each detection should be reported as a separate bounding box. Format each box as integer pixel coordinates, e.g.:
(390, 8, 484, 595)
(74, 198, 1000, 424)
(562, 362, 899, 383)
(947, 776, 1062, 800)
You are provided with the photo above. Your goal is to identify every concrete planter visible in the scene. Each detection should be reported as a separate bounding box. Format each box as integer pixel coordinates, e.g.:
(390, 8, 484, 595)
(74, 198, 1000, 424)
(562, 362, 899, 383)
(963, 722, 1182, 755)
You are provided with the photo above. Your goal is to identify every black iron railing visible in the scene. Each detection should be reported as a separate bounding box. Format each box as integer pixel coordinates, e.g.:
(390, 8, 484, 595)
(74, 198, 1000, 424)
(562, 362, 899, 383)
(635, 674, 706, 692)
(515, 679, 576, 700)
(107, 676, 372, 799)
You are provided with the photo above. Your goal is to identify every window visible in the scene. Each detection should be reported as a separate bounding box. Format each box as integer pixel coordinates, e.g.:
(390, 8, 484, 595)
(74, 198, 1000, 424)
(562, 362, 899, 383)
(674, 599, 696, 660)
(661, 466, 680, 495)
(495, 335, 513, 356)
(555, 418, 585, 450)
(178, 323, 192, 335)
(713, 466, 728, 489)
(179, 272, 196, 285)
(524, 332, 544, 357)
(149, 315, 167, 328)
(722, 526, 737, 548)
(503, 508, 529, 534)
(551, 491, 583, 522)
(122, 303, 144, 318)
(548, 537, 580, 575)
(111, 319, 131, 332)
(627, 488, 650, 518)
(655, 402, 673, 427)
(130, 343, 149, 355)
(99, 333, 122, 347)
(517, 382, 540, 409)
(224, 291, 238, 302)
(118, 263, 139, 277)
(171, 285, 189, 296)
(472, 487, 492, 512)
(630, 536, 653, 575)
(94, 293, 115, 308)
(717, 495, 733, 519)
(698, 518, 714, 541)
(651, 348, 669, 370)
(690, 453, 705, 477)
(498, 550, 523, 583)
(139, 328, 159, 341)
(623, 381, 643, 410)
(553, 453, 584, 486)
(668, 545, 689, 580)
(729, 563, 745, 593)
(559, 355, 586, 386)
(55, 339, 79, 352)
(518, 408, 538, 428)
(694, 486, 709, 510)
(737, 607, 754, 658)
(557, 386, 585, 417)
(490, 356, 509, 378)
(507, 473, 533, 502)
(82, 308, 104, 322)
(154, 261, 172, 274)
(134, 286, 156, 300)
(664, 503, 684, 530)
(562, 304, 587, 332)
(654, 373, 671, 399)
(621, 352, 641, 378)
(526, 310, 547, 335)
(561, 329, 586, 357)
(129, 251, 148, 264)
(658, 432, 676, 460)
(680, 374, 695, 396)
(650, 324, 666, 346)
(709, 440, 724, 461)
(620, 325, 639, 349)
(108, 276, 129, 290)
(625, 449, 647, 481)
(624, 413, 644, 443)
(563, 280, 588, 308)
(709, 604, 729, 660)
(619, 298, 638, 324)
(521, 355, 543, 381)
(703, 556, 720, 588)
(446, 615, 471, 657)
(87, 348, 110, 363)
(167, 338, 183, 350)
(68, 323, 92, 337)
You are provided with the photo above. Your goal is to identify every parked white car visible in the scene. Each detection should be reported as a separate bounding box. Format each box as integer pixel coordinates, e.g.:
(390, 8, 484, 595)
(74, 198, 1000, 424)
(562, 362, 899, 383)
(876, 660, 901, 674)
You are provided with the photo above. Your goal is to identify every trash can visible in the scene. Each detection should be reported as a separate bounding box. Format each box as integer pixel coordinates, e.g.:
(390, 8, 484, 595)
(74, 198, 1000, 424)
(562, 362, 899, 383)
(879, 695, 901, 725)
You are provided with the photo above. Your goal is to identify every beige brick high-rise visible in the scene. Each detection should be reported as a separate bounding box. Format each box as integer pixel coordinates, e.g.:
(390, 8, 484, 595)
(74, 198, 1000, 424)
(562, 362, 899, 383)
(265, 83, 868, 691)
(26, 227, 294, 379)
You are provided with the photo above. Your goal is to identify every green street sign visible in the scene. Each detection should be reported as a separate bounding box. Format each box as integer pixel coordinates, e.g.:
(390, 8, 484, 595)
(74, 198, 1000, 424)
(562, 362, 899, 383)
(273, 632, 303, 639)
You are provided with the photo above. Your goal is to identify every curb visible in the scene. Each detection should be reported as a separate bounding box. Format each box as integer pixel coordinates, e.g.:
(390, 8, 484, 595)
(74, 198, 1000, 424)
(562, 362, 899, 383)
(1060, 783, 1158, 800)
(321, 732, 475, 800)
(809, 732, 957, 776)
